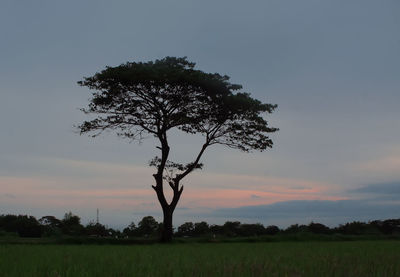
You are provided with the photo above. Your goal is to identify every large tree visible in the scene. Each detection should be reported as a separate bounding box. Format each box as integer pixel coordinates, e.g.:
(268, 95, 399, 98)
(77, 57, 278, 242)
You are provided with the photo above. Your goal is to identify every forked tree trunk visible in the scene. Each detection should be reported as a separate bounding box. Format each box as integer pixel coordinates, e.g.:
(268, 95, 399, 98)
(153, 177, 183, 242)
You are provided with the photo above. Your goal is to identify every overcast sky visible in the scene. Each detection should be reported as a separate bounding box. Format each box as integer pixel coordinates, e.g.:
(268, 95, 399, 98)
(1, 0, 399, 229)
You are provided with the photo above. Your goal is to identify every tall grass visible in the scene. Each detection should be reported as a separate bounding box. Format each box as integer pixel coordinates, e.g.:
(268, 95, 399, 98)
(1, 241, 399, 276)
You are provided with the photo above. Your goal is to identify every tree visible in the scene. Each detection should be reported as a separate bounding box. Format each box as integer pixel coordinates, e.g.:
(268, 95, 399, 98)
(61, 212, 84, 236)
(0, 214, 18, 233)
(15, 215, 42, 238)
(39, 216, 62, 228)
(78, 57, 278, 242)
(335, 221, 368, 235)
(264, 225, 280, 235)
(238, 223, 265, 237)
(123, 222, 139, 237)
(193, 221, 209, 236)
(0, 215, 42, 237)
(39, 216, 62, 236)
(284, 224, 308, 234)
(222, 221, 241, 237)
(177, 222, 194, 237)
(307, 222, 331, 234)
(137, 216, 159, 237)
(85, 222, 109, 237)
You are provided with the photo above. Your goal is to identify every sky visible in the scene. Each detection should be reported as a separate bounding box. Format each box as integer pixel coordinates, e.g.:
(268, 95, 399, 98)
(1, 0, 399, 229)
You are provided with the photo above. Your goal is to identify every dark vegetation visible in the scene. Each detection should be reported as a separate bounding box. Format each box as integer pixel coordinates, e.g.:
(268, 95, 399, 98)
(77, 57, 278, 242)
(1, 212, 400, 243)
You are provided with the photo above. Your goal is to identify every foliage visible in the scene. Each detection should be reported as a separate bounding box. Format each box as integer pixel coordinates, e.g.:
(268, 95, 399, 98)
(370, 219, 400, 235)
(85, 222, 109, 237)
(222, 221, 241, 237)
(39, 216, 62, 236)
(0, 214, 18, 233)
(177, 222, 195, 237)
(15, 216, 42, 238)
(238, 223, 265, 237)
(335, 221, 371, 235)
(209, 224, 224, 236)
(39, 216, 62, 227)
(0, 215, 42, 238)
(123, 222, 138, 237)
(77, 57, 278, 152)
(61, 212, 85, 236)
(265, 225, 280, 235)
(284, 224, 308, 234)
(307, 222, 331, 234)
(137, 216, 159, 236)
(193, 222, 209, 236)
(123, 216, 160, 237)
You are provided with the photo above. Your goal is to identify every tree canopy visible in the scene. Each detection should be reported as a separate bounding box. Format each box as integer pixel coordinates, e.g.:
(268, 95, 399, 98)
(78, 57, 277, 152)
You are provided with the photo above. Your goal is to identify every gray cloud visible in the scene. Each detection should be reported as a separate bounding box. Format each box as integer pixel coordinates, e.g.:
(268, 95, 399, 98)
(212, 200, 400, 227)
(176, 206, 190, 210)
(350, 182, 400, 195)
(289, 186, 312, 190)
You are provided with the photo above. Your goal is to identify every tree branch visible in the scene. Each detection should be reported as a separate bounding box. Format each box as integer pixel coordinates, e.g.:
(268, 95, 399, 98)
(175, 140, 210, 182)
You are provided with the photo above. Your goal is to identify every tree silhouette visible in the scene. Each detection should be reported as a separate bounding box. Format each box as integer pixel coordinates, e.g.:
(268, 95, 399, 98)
(78, 57, 278, 241)
(177, 222, 195, 237)
(264, 225, 280, 235)
(61, 212, 84, 236)
(193, 222, 209, 236)
(137, 216, 159, 237)
(39, 216, 62, 236)
(85, 222, 109, 237)
(123, 222, 138, 237)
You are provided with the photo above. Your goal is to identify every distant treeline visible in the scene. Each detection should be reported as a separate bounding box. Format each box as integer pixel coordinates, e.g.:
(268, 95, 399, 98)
(1, 212, 400, 239)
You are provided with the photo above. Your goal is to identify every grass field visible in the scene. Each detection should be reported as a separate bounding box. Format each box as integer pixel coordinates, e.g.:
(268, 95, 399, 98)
(1, 241, 399, 276)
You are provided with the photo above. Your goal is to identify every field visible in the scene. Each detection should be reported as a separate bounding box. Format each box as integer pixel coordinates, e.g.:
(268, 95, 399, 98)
(1, 241, 399, 276)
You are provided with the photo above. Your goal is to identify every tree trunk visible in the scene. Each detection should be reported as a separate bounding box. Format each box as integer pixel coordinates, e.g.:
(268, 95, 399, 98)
(161, 207, 173, 242)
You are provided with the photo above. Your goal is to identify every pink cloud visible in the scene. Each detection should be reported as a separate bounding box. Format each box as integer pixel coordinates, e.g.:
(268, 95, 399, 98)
(1, 158, 347, 214)
(178, 187, 345, 209)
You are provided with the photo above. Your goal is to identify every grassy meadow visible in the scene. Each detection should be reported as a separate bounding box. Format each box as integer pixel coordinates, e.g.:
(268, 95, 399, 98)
(1, 241, 400, 276)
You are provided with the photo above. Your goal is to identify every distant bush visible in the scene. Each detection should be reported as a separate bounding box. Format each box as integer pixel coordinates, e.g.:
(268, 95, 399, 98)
(85, 222, 109, 237)
(0, 215, 42, 237)
(61, 212, 85, 236)
(284, 224, 308, 234)
(308, 222, 331, 234)
(176, 222, 194, 237)
(265, 225, 280, 235)
(238, 223, 265, 237)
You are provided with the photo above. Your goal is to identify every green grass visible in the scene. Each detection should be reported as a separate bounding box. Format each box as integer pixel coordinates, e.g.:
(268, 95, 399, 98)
(1, 241, 399, 276)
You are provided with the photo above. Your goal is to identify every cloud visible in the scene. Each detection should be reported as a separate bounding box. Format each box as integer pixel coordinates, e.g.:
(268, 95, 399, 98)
(351, 149, 400, 181)
(350, 182, 400, 195)
(176, 206, 190, 210)
(0, 157, 344, 210)
(3, 193, 16, 199)
(212, 199, 400, 227)
(289, 186, 312, 190)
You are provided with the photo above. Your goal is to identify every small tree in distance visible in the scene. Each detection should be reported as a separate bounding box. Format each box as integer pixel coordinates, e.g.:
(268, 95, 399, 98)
(77, 57, 278, 242)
